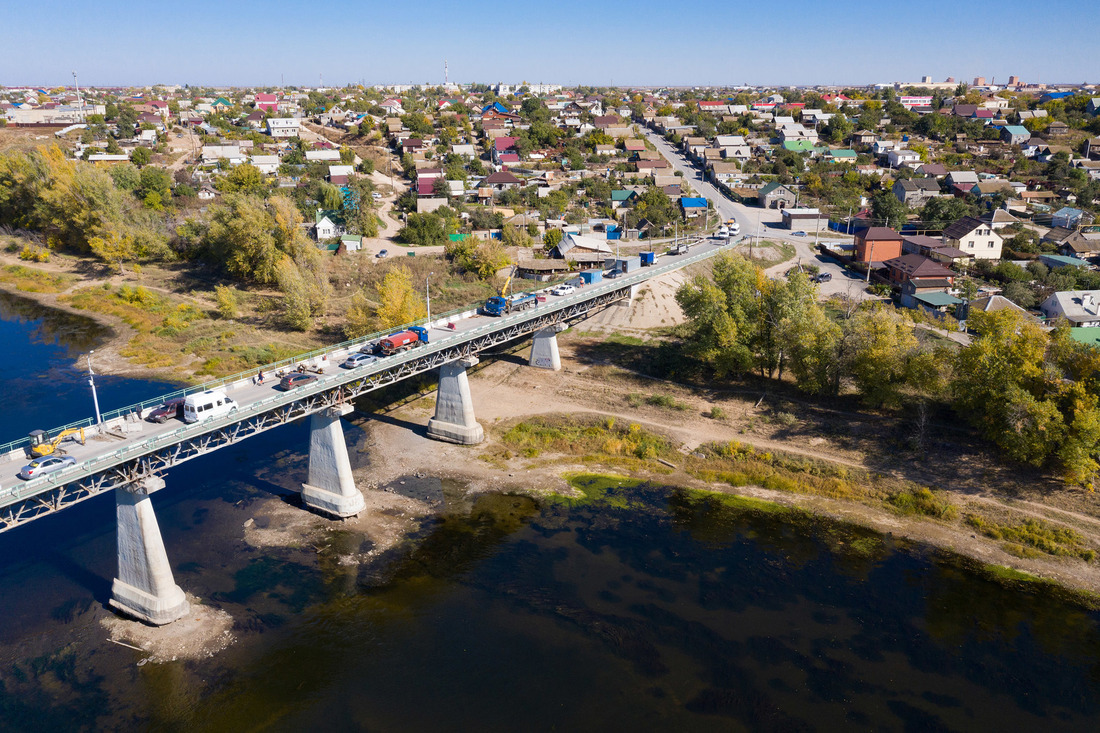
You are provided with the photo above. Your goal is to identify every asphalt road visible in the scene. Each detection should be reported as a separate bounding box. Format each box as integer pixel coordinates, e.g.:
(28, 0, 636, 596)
(1, 239, 734, 494)
(642, 129, 872, 300)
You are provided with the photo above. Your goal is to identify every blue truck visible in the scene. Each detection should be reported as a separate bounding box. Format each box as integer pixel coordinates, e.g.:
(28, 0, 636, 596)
(484, 292, 538, 316)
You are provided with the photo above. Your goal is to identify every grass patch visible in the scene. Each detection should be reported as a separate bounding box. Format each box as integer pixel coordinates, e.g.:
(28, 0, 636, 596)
(625, 392, 689, 411)
(545, 472, 646, 509)
(676, 486, 792, 516)
(965, 514, 1096, 561)
(686, 440, 877, 501)
(0, 264, 72, 294)
(500, 415, 673, 462)
(887, 488, 957, 520)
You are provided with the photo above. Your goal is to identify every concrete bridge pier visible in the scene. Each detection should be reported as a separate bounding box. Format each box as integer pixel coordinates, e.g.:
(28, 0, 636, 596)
(427, 356, 484, 445)
(301, 404, 366, 518)
(110, 476, 190, 626)
(529, 323, 567, 371)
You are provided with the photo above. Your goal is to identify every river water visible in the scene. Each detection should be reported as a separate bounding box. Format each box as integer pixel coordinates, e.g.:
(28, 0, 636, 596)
(1, 292, 1100, 732)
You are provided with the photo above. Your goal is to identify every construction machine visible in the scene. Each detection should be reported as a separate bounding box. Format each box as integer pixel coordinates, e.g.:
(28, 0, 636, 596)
(27, 428, 86, 458)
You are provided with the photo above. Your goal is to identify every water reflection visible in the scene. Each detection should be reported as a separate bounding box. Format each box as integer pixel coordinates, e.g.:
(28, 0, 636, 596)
(0, 291, 110, 356)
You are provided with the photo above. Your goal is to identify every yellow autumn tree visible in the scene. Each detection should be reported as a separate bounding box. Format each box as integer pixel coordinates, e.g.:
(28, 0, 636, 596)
(373, 265, 426, 329)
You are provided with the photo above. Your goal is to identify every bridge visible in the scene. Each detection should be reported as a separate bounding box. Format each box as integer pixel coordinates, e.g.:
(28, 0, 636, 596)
(0, 238, 736, 624)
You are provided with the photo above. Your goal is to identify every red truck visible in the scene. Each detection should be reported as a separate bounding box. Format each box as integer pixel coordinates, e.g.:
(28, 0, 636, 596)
(379, 326, 428, 356)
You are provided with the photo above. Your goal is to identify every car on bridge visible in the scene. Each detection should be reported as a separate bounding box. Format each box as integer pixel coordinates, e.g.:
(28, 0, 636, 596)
(18, 455, 77, 480)
(550, 284, 575, 296)
(146, 397, 185, 423)
(279, 373, 319, 390)
(342, 352, 376, 369)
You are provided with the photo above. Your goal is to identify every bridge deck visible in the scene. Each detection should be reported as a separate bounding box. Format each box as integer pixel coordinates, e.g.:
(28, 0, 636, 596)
(0, 239, 737, 529)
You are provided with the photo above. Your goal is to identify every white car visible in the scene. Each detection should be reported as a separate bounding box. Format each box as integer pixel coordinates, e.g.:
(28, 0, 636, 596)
(550, 284, 576, 296)
(342, 352, 376, 369)
(371, 192, 382, 200)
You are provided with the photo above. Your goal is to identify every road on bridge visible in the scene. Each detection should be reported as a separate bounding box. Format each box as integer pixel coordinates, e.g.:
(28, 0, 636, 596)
(0, 239, 735, 502)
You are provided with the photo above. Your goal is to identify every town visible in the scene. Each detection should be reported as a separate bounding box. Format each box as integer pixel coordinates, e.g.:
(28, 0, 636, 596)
(3, 2, 1100, 721)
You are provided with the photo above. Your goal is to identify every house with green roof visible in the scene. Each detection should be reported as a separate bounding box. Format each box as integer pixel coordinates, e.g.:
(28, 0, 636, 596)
(212, 97, 232, 111)
(757, 182, 798, 209)
(611, 190, 638, 209)
(313, 209, 346, 241)
(826, 149, 857, 163)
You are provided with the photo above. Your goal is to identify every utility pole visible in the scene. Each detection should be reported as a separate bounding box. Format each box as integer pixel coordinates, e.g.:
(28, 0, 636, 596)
(72, 71, 84, 122)
(88, 351, 102, 425)
(865, 240, 874, 283)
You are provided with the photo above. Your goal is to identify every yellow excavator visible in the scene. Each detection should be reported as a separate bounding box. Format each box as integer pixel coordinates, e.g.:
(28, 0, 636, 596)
(27, 428, 85, 458)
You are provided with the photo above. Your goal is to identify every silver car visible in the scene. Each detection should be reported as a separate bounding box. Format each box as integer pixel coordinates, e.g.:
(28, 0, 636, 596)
(342, 352, 376, 369)
(19, 455, 77, 480)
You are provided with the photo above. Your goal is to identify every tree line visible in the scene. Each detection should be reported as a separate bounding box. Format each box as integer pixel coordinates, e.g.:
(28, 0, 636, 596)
(676, 253, 1100, 484)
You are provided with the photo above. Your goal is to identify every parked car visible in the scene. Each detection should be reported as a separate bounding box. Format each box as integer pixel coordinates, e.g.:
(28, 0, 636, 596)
(371, 192, 382, 200)
(342, 352, 376, 369)
(183, 390, 238, 424)
(792, 231, 807, 237)
(146, 397, 185, 423)
(376, 249, 389, 258)
(814, 272, 833, 283)
(550, 284, 576, 296)
(279, 372, 319, 390)
(18, 455, 77, 480)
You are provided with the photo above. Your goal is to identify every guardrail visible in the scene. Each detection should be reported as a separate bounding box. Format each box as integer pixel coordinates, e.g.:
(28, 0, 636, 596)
(0, 241, 735, 460)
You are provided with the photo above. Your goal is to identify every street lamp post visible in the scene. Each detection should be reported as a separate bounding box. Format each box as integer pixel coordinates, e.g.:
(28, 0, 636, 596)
(426, 271, 434, 326)
(88, 351, 102, 425)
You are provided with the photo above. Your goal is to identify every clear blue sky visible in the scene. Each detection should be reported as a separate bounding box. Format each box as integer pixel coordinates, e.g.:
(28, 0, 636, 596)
(3, 0, 1097, 88)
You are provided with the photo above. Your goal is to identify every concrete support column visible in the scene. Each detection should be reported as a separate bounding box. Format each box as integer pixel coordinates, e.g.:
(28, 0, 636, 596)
(530, 323, 567, 371)
(110, 476, 190, 626)
(427, 356, 484, 445)
(301, 404, 365, 518)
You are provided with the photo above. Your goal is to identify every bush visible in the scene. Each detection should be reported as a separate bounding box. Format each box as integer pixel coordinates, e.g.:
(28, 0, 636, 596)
(888, 488, 956, 519)
(707, 406, 726, 420)
(214, 285, 238, 319)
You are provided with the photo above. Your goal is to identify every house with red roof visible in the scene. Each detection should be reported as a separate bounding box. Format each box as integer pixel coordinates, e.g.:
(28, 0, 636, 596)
(255, 94, 278, 114)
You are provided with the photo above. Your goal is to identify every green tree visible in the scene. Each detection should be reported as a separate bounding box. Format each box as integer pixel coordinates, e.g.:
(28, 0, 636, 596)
(399, 213, 447, 246)
(220, 163, 266, 195)
(842, 304, 919, 408)
(130, 147, 151, 167)
(870, 190, 907, 229)
(543, 228, 563, 251)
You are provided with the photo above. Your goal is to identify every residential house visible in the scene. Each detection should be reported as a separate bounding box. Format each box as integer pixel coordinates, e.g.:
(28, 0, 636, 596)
(313, 209, 346, 241)
(255, 94, 278, 114)
(826, 149, 858, 164)
(243, 110, 265, 129)
(1056, 231, 1100, 260)
(942, 216, 1003, 260)
(709, 161, 740, 184)
(1040, 291, 1100, 328)
(966, 294, 1042, 325)
(945, 170, 979, 188)
(1000, 125, 1031, 145)
(201, 145, 245, 165)
(1085, 137, 1100, 160)
(1039, 254, 1090, 270)
(884, 254, 956, 285)
(854, 227, 904, 264)
(887, 148, 922, 168)
(680, 197, 708, 218)
(250, 155, 280, 175)
(980, 209, 1019, 230)
(328, 165, 354, 185)
(757, 182, 797, 209)
(917, 163, 948, 177)
(1046, 120, 1070, 136)
(305, 149, 341, 162)
(850, 130, 877, 146)
(482, 170, 522, 193)
(883, 254, 959, 311)
(892, 178, 943, 206)
(610, 190, 638, 210)
(1053, 207, 1088, 229)
(266, 118, 299, 138)
(901, 234, 973, 267)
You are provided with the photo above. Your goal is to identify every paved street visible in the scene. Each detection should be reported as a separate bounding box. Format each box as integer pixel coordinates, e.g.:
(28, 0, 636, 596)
(642, 129, 872, 300)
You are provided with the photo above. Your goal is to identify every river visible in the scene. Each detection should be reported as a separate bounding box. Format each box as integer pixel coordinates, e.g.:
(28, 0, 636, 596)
(1, 291, 1099, 731)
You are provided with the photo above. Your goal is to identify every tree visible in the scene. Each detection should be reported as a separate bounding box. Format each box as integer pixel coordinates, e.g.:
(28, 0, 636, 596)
(870, 190, 907, 229)
(130, 147, 151, 167)
(137, 166, 172, 200)
(399, 213, 447, 246)
(220, 163, 266, 195)
(842, 304, 919, 408)
(543, 228, 563, 251)
(344, 290, 375, 338)
(501, 223, 532, 247)
(204, 194, 279, 282)
(920, 196, 975, 227)
(214, 285, 238, 319)
(779, 297, 842, 395)
(373, 265, 426, 328)
(275, 257, 313, 331)
(88, 226, 136, 273)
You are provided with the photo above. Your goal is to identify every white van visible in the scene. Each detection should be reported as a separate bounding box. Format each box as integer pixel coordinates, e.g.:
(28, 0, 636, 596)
(183, 390, 238, 423)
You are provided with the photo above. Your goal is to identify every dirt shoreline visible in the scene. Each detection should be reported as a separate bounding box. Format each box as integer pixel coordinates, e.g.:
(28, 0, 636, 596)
(7, 268, 1100, 604)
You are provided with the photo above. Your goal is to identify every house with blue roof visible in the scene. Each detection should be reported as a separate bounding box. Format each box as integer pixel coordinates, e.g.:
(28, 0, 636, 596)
(680, 197, 709, 218)
(1000, 125, 1031, 145)
(482, 102, 511, 115)
(1053, 207, 1088, 229)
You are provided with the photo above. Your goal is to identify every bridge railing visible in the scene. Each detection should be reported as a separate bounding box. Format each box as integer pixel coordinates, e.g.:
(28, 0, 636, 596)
(0, 241, 735, 459)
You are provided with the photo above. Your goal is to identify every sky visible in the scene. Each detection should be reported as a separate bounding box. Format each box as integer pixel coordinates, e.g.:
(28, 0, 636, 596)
(2, 0, 1098, 88)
